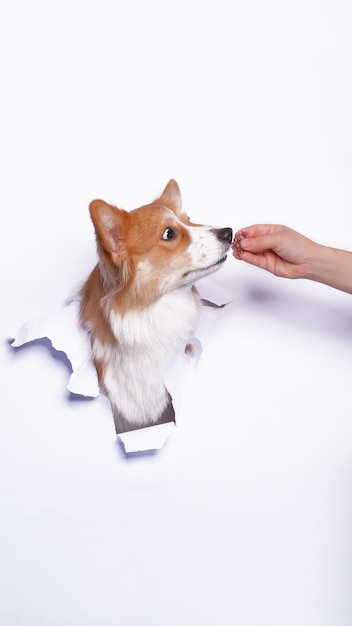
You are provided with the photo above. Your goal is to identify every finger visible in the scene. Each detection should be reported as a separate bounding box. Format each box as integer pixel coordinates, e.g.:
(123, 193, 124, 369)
(232, 225, 280, 256)
(234, 250, 270, 271)
(239, 233, 282, 254)
(234, 224, 277, 240)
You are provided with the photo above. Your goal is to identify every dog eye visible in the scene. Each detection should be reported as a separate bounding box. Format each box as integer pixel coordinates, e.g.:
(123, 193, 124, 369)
(162, 227, 177, 241)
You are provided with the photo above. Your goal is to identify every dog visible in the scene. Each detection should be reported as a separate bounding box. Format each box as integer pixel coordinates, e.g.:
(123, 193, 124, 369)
(79, 179, 232, 433)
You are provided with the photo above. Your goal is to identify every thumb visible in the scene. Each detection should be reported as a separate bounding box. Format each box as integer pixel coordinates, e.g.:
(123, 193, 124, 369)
(240, 233, 279, 253)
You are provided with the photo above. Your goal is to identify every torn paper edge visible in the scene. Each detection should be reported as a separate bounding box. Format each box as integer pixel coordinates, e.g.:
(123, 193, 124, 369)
(10, 300, 99, 398)
(9, 301, 204, 453)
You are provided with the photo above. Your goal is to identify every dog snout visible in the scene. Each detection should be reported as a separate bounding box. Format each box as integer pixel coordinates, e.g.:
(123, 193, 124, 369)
(212, 227, 233, 244)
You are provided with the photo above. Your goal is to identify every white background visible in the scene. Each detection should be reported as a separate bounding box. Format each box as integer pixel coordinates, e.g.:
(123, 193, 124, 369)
(1, 1, 352, 624)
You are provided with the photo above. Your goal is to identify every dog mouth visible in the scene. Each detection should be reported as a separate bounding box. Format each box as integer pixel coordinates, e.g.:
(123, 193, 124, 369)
(183, 255, 227, 278)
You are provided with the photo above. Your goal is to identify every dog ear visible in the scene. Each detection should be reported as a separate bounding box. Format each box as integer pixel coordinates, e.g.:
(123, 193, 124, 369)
(158, 179, 184, 216)
(89, 200, 127, 254)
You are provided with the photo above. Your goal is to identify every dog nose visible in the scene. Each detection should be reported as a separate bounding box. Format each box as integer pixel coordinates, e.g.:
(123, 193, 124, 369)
(212, 227, 233, 244)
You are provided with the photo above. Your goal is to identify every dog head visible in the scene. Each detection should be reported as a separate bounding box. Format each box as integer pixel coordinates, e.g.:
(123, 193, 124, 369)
(89, 179, 232, 307)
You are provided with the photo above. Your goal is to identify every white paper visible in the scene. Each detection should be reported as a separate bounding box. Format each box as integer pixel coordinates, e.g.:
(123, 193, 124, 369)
(118, 422, 177, 454)
(10, 300, 204, 453)
(11, 300, 100, 398)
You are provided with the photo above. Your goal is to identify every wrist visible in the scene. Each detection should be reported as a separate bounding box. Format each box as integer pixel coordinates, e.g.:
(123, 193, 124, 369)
(305, 244, 352, 294)
(303, 243, 328, 282)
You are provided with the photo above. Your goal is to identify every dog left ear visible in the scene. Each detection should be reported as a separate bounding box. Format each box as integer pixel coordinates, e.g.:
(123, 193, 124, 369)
(89, 200, 127, 255)
(159, 179, 184, 216)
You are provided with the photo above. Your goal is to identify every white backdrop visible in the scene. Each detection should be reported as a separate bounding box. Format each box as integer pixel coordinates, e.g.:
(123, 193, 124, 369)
(1, 1, 352, 624)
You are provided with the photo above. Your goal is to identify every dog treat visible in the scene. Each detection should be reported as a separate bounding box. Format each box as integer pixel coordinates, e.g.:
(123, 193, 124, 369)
(232, 232, 245, 253)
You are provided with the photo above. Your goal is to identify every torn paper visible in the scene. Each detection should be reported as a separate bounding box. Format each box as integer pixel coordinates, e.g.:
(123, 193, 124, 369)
(11, 300, 99, 398)
(10, 300, 203, 454)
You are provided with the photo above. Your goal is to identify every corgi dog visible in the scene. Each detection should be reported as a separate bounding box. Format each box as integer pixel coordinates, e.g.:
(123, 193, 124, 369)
(79, 180, 232, 433)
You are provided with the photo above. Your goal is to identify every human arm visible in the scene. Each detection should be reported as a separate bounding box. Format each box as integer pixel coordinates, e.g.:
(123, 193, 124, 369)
(232, 224, 352, 294)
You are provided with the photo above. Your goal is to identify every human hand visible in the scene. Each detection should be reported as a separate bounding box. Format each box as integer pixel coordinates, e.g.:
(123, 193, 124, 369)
(232, 224, 318, 280)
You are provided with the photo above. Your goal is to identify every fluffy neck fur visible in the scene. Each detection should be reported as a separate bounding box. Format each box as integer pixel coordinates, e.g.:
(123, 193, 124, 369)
(90, 286, 200, 426)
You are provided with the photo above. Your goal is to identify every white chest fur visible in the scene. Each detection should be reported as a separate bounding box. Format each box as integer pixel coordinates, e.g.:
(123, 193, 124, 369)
(93, 287, 200, 426)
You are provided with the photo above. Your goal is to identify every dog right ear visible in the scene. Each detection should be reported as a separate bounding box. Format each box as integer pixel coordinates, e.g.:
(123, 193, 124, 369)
(89, 200, 127, 254)
(159, 179, 184, 216)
